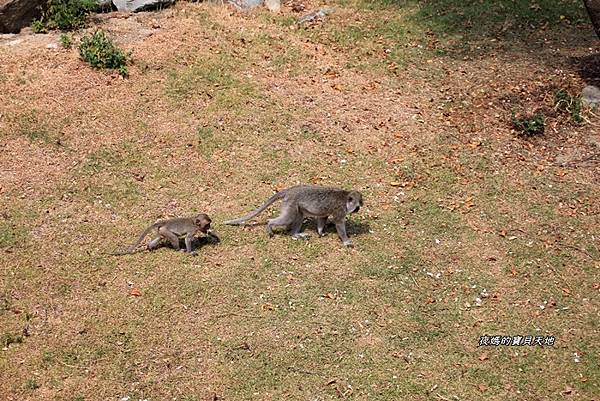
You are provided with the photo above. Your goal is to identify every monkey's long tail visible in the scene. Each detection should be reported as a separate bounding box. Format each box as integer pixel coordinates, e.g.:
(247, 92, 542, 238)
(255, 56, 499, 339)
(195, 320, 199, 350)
(111, 223, 158, 256)
(223, 191, 286, 225)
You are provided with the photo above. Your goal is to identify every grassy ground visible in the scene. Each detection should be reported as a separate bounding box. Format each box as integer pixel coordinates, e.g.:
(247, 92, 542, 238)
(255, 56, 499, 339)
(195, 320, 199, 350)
(1, 0, 599, 400)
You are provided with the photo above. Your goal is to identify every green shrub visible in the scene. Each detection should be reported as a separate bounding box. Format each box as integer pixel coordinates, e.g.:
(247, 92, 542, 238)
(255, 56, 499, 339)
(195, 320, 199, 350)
(1, 332, 23, 348)
(32, 0, 98, 32)
(60, 33, 72, 48)
(78, 31, 130, 77)
(511, 112, 545, 137)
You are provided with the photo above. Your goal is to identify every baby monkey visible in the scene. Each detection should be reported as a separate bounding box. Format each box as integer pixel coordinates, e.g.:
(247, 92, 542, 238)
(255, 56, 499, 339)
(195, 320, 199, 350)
(113, 213, 218, 256)
(224, 185, 363, 247)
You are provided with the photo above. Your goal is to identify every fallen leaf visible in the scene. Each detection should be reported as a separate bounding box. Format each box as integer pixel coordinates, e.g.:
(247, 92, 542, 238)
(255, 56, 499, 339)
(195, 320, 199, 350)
(477, 384, 488, 392)
(479, 353, 489, 361)
(130, 288, 142, 297)
(562, 386, 573, 395)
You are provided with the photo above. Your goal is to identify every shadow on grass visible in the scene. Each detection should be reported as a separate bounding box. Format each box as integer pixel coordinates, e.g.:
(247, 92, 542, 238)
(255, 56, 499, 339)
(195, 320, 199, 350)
(145, 234, 221, 254)
(359, 0, 599, 84)
(572, 53, 600, 85)
(235, 218, 371, 238)
(303, 218, 371, 237)
(368, 0, 590, 40)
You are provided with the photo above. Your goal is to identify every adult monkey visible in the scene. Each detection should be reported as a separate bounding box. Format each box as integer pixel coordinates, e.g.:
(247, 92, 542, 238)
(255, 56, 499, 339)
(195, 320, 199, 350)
(225, 185, 363, 247)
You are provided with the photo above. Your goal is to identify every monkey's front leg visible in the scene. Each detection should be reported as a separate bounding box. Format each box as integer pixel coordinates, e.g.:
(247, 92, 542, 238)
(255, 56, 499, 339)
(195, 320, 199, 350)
(334, 219, 353, 247)
(184, 233, 197, 255)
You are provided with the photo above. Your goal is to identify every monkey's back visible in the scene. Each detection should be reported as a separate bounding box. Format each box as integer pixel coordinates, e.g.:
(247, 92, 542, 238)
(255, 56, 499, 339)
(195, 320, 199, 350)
(286, 185, 349, 216)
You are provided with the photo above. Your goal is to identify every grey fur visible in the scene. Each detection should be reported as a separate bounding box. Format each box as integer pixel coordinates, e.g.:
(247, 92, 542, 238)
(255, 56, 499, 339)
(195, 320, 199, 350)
(224, 185, 363, 247)
(113, 214, 212, 255)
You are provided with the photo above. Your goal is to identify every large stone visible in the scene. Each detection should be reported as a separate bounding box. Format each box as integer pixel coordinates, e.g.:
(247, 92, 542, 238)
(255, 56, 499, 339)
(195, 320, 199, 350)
(582, 85, 600, 107)
(228, 0, 263, 11)
(112, 0, 176, 12)
(0, 0, 46, 33)
(264, 0, 280, 13)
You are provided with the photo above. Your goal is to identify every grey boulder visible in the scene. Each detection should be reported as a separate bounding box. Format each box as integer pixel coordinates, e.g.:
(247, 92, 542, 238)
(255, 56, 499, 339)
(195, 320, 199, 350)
(228, 0, 264, 10)
(113, 0, 176, 12)
(0, 0, 46, 33)
(582, 85, 600, 107)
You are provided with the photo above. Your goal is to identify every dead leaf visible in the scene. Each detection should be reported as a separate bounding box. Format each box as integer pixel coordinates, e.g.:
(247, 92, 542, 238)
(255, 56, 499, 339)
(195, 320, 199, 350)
(477, 384, 488, 392)
(390, 181, 402, 187)
(324, 293, 336, 299)
(130, 288, 142, 297)
(562, 386, 573, 395)
(562, 288, 571, 296)
(469, 139, 482, 148)
(479, 353, 489, 361)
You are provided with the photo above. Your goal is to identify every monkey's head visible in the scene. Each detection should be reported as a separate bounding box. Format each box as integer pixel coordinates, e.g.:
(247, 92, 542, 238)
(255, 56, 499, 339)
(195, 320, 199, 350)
(195, 213, 212, 233)
(346, 191, 363, 214)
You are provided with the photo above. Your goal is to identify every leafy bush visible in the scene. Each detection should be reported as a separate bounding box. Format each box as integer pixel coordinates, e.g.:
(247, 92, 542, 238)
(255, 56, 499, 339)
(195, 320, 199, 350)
(32, 0, 98, 32)
(79, 31, 130, 77)
(512, 112, 545, 137)
(60, 33, 72, 48)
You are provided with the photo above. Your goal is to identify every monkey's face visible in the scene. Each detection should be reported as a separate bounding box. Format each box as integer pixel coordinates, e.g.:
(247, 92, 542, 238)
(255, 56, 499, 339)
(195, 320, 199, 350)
(346, 191, 363, 214)
(195, 214, 212, 233)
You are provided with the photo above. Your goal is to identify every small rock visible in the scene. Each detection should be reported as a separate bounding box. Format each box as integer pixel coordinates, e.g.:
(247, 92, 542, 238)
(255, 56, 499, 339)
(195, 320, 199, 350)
(582, 85, 600, 107)
(298, 7, 332, 24)
(265, 0, 280, 12)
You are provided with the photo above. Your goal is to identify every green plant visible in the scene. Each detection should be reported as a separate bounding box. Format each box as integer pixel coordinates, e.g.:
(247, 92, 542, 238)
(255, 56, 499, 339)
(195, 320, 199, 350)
(1, 332, 24, 348)
(32, 0, 98, 32)
(25, 379, 40, 390)
(555, 89, 584, 124)
(60, 33, 72, 48)
(78, 31, 130, 77)
(31, 19, 48, 33)
(511, 112, 545, 136)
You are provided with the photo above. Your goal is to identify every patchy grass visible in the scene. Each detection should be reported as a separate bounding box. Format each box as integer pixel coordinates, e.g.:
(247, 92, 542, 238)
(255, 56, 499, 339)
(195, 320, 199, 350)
(0, 1, 598, 401)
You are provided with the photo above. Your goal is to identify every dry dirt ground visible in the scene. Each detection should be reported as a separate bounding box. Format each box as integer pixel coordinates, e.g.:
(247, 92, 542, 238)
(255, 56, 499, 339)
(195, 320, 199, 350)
(0, 1, 599, 400)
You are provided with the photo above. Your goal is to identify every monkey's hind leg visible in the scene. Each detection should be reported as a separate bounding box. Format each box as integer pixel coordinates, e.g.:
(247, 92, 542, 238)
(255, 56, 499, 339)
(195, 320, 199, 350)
(290, 215, 309, 240)
(147, 236, 164, 251)
(266, 205, 296, 238)
(159, 226, 181, 251)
